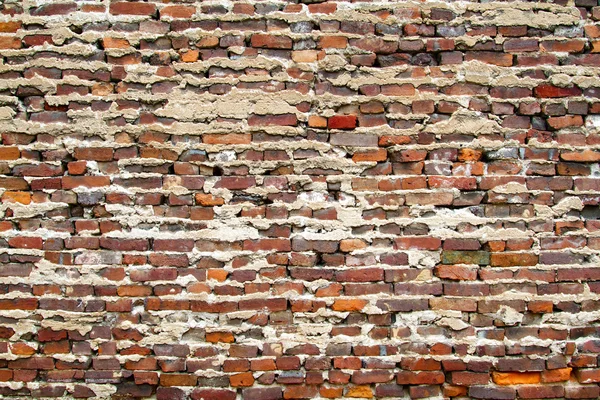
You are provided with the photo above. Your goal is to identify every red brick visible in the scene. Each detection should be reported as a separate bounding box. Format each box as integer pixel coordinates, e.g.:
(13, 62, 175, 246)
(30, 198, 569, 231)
(535, 84, 582, 98)
(328, 115, 357, 130)
(8, 237, 43, 249)
(110, 2, 156, 15)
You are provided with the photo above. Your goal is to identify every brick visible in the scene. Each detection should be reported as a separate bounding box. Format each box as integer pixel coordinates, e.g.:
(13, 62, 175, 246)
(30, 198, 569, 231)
(103, 37, 130, 49)
(578, 369, 600, 383)
(203, 133, 251, 145)
(465, 51, 513, 66)
(248, 114, 297, 126)
(242, 387, 283, 400)
(492, 372, 541, 385)
(396, 371, 444, 385)
(561, 150, 600, 162)
(0, 21, 22, 33)
(565, 386, 600, 399)
(2, 191, 31, 204)
(0, 147, 19, 160)
(346, 386, 373, 398)
(395, 237, 441, 250)
(159, 374, 197, 386)
(161, 5, 196, 19)
(469, 386, 516, 400)
(542, 368, 572, 383)
(191, 389, 236, 400)
(291, 50, 319, 63)
(8, 237, 43, 249)
(535, 84, 582, 98)
(328, 115, 357, 130)
(490, 253, 538, 267)
(110, 2, 157, 15)
(517, 386, 564, 399)
(435, 264, 477, 280)
(318, 36, 348, 49)
(0, 37, 21, 49)
(331, 299, 368, 311)
(63, 176, 110, 189)
(251, 34, 293, 49)
(230, 372, 254, 387)
(442, 251, 490, 265)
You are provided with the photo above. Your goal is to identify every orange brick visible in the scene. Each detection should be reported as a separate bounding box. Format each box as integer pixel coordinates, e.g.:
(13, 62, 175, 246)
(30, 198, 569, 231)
(292, 50, 319, 63)
(0, 37, 21, 49)
(1, 144, 25, 160)
(561, 149, 600, 162)
(352, 148, 388, 162)
(2, 191, 31, 205)
(203, 133, 251, 145)
(319, 36, 348, 49)
(331, 299, 368, 312)
(159, 374, 197, 387)
(458, 148, 483, 162)
(308, 115, 328, 128)
(346, 385, 373, 398)
(207, 269, 228, 282)
(206, 331, 234, 343)
(230, 372, 254, 387)
(197, 36, 219, 48)
(321, 387, 344, 398)
(340, 239, 368, 252)
(67, 161, 87, 175)
(585, 25, 600, 38)
(528, 300, 553, 313)
(492, 372, 541, 385)
(195, 194, 225, 206)
(180, 50, 199, 62)
(11, 343, 35, 355)
(117, 285, 152, 297)
(187, 283, 210, 294)
(103, 37, 130, 49)
(92, 82, 113, 96)
(0, 21, 22, 33)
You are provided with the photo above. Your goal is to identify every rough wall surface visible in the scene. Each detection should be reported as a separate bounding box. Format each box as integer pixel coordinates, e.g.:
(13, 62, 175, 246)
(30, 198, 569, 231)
(0, 0, 600, 399)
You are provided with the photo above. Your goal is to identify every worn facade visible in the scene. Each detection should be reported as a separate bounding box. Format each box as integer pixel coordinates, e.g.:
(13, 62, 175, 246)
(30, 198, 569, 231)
(0, 0, 599, 399)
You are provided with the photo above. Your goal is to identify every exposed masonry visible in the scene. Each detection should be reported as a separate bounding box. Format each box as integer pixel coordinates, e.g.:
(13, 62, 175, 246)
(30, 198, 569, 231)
(0, 0, 599, 399)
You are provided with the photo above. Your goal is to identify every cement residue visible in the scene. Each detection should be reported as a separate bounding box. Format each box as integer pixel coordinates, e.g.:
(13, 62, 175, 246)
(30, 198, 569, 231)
(425, 109, 502, 136)
(467, 3, 580, 28)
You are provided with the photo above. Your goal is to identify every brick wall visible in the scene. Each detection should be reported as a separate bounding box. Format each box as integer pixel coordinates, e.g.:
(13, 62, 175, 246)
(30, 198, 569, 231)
(0, 0, 599, 399)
